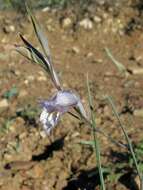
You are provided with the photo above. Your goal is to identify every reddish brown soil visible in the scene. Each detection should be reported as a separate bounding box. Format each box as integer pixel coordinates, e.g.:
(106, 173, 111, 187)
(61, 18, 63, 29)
(0, 2, 143, 189)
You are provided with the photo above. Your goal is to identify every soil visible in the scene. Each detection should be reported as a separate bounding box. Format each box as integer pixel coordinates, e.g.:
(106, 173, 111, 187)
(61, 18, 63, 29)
(0, 1, 143, 189)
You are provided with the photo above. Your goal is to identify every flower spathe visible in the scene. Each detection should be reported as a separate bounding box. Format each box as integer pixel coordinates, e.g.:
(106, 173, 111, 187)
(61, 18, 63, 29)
(40, 90, 87, 134)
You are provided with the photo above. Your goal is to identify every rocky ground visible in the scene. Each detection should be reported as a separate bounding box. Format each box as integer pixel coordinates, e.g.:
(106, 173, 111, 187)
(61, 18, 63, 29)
(0, 0, 143, 189)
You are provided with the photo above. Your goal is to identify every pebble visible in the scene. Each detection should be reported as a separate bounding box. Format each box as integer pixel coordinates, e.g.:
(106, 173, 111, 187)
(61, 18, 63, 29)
(0, 99, 9, 108)
(37, 71, 47, 81)
(93, 16, 102, 23)
(79, 18, 93, 30)
(3, 153, 13, 161)
(96, 0, 106, 5)
(86, 52, 93, 57)
(42, 7, 50, 12)
(72, 46, 80, 54)
(39, 131, 47, 138)
(14, 70, 21, 76)
(62, 17, 72, 29)
(128, 67, 143, 75)
(37, 76, 47, 82)
(3, 25, 15, 33)
(24, 75, 35, 84)
(24, 80, 29, 85)
(46, 25, 54, 32)
(1, 37, 8, 43)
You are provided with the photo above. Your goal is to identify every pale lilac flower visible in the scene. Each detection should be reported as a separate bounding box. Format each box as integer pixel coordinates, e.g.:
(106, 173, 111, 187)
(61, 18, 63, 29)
(40, 90, 87, 134)
(17, 8, 87, 134)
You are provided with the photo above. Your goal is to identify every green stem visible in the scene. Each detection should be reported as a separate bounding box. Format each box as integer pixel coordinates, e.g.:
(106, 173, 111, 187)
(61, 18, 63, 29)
(87, 77, 106, 190)
(106, 96, 143, 190)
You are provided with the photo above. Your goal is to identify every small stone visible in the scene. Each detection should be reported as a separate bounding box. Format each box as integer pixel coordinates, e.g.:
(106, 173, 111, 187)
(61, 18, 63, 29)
(47, 25, 54, 32)
(0, 99, 9, 108)
(24, 80, 29, 85)
(39, 131, 47, 138)
(42, 6, 50, 12)
(71, 132, 80, 138)
(62, 17, 72, 29)
(104, 71, 114, 77)
(24, 75, 35, 84)
(37, 71, 47, 81)
(72, 46, 80, 54)
(128, 67, 143, 75)
(87, 52, 93, 57)
(96, 0, 106, 5)
(93, 16, 102, 23)
(9, 25, 15, 32)
(79, 18, 93, 30)
(14, 70, 21, 76)
(1, 37, 7, 43)
(4, 153, 13, 161)
(3, 25, 15, 33)
(37, 76, 47, 82)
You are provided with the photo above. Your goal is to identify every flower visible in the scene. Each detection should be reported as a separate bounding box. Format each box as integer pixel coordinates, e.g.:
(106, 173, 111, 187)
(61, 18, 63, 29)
(17, 7, 87, 134)
(40, 90, 87, 134)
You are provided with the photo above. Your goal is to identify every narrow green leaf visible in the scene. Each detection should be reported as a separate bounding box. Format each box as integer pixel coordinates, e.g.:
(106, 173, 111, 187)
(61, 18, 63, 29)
(87, 74, 106, 190)
(105, 47, 126, 73)
(80, 140, 95, 146)
(105, 95, 143, 190)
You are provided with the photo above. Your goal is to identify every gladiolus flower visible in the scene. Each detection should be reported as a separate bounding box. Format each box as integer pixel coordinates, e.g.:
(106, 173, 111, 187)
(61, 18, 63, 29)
(40, 90, 87, 133)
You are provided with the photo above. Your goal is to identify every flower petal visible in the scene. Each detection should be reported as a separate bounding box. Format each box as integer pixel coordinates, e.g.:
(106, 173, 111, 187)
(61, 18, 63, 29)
(76, 101, 87, 119)
(40, 90, 79, 113)
(40, 108, 60, 134)
(39, 90, 87, 133)
(40, 100, 55, 112)
(55, 91, 79, 107)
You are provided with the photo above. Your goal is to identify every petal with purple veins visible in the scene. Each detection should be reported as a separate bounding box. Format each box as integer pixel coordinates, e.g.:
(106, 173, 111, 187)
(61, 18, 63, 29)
(40, 108, 61, 134)
(39, 90, 87, 133)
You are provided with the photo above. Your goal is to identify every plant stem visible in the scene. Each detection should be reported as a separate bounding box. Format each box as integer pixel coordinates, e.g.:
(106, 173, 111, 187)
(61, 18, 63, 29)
(106, 95, 143, 190)
(87, 76, 106, 190)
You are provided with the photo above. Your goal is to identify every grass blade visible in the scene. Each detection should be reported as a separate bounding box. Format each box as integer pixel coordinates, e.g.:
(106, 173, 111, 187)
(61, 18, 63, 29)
(105, 95, 143, 190)
(87, 75, 106, 190)
(105, 47, 126, 73)
(80, 140, 96, 147)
